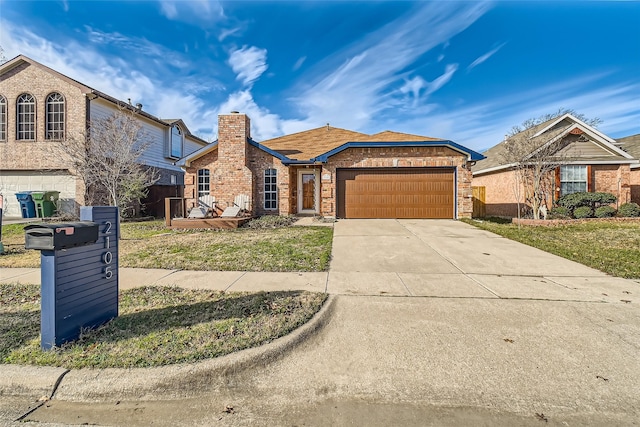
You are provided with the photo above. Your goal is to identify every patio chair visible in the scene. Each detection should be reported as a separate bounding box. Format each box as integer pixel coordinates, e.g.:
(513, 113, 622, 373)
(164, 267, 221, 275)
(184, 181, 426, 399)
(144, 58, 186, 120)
(220, 194, 251, 217)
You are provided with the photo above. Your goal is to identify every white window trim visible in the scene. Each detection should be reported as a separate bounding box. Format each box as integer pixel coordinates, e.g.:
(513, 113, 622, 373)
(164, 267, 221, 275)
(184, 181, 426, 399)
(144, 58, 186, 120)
(264, 168, 278, 210)
(197, 169, 210, 198)
(560, 165, 587, 197)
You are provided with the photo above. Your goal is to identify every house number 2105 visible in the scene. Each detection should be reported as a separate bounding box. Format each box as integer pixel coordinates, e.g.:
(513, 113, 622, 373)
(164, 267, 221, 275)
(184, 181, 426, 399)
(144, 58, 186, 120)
(102, 221, 113, 279)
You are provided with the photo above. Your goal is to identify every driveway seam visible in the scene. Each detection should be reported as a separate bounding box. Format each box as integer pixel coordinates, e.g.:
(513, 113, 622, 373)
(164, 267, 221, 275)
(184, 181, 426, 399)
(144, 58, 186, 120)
(396, 220, 502, 299)
(396, 272, 413, 296)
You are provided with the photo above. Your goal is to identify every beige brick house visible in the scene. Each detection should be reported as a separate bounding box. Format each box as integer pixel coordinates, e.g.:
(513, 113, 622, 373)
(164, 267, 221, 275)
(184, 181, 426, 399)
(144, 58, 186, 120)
(0, 55, 207, 218)
(179, 112, 484, 219)
(472, 113, 638, 217)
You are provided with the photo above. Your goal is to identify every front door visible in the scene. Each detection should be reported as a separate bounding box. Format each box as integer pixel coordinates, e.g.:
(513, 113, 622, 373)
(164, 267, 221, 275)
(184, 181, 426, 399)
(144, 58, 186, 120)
(298, 170, 319, 214)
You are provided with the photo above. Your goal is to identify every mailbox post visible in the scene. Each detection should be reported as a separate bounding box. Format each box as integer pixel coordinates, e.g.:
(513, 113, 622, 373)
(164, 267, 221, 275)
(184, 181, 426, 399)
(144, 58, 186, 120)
(25, 206, 119, 350)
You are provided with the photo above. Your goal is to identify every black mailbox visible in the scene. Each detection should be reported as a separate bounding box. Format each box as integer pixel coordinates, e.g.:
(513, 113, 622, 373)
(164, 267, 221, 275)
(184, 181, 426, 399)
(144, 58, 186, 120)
(25, 222, 99, 251)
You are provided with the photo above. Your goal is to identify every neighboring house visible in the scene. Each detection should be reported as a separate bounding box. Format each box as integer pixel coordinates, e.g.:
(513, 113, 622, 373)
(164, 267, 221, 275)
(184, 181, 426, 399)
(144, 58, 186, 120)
(178, 112, 484, 219)
(0, 55, 208, 218)
(616, 133, 640, 203)
(472, 113, 638, 217)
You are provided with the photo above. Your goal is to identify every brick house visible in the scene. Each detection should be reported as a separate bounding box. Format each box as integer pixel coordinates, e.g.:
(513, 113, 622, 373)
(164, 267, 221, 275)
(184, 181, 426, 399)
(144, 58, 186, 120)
(0, 55, 208, 218)
(472, 113, 638, 217)
(616, 133, 640, 204)
(179, 112, 484, 219)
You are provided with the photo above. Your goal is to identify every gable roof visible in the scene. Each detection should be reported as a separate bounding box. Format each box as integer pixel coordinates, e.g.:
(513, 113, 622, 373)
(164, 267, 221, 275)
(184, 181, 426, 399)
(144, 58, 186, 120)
(260, 127, 484, 163)
(617, 133, 640, 169)
(1, 54, 208, 146)
(473, 113, 636, 176)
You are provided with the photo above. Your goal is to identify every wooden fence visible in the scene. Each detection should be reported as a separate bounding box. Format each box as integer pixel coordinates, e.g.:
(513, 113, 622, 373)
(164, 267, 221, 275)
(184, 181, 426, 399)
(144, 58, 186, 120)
(472, 186, 486, 218)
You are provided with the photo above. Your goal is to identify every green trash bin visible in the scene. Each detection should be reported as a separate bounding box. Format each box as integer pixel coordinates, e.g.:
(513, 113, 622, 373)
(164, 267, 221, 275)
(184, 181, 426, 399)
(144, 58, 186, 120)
(31, 191, 60, 218)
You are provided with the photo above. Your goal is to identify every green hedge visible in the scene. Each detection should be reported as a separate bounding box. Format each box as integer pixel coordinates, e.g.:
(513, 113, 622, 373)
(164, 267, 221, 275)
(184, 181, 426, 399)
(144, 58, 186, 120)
(594, 206, 616, 218)
(618, 202, 640, 217)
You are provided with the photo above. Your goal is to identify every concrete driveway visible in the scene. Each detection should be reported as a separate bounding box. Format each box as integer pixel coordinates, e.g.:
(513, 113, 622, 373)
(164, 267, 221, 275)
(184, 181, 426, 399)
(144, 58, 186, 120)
(328, 219, 636, 304)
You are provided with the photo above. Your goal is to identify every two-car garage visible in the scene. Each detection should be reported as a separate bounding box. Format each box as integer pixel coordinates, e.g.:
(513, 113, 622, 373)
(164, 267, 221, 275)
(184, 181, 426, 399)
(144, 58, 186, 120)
(336, 167, 455, 219)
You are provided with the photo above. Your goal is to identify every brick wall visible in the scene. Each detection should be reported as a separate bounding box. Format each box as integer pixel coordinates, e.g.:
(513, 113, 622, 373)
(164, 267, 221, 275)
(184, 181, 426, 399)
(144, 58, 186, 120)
(0, 62, 88, 171)
(473, 164, 633, 217)
(472, 170, 523, 217)
(0, 61, 89, 209)
(319, 146, 473, 218)
(249, 147, 292, 216)
(592, 164, 632, 205)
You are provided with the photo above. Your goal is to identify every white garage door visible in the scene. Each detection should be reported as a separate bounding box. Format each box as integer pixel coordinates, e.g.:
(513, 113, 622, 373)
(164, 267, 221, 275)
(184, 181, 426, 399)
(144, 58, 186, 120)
(0, 171, 77, 218)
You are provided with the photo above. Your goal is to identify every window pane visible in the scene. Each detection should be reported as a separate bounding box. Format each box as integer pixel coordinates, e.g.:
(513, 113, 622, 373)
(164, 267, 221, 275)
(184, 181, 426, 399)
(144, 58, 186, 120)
(17, 93, 36, 140)
(46, 93, 65, 139)
(264, 169, 277, 210)
(171, 126, 182, 158)
(0, 96, 6, 141)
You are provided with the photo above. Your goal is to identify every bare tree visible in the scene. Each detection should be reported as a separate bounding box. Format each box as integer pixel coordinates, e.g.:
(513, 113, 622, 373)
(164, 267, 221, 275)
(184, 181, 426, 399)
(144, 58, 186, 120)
(502, 109, 600, 220)
(55, 107, 159, 217)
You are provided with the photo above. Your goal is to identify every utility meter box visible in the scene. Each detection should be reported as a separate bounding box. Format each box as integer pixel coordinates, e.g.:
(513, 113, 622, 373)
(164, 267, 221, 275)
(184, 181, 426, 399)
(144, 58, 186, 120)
(25, 222, 99, 251)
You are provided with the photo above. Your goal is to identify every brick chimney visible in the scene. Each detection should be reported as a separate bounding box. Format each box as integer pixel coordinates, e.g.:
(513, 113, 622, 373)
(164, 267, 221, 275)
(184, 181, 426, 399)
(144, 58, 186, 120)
(216, 112, 253, 210)
(218, 111, 250, 163)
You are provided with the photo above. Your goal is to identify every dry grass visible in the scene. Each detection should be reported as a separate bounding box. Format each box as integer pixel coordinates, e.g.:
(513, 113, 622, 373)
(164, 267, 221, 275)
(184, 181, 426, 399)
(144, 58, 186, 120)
(1, 283, 327, 368)
(0, 220, 333, 272)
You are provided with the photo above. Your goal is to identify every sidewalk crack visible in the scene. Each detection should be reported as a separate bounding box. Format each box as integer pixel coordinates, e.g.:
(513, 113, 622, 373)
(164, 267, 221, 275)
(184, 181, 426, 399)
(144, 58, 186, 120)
(14, 369, 70, 422)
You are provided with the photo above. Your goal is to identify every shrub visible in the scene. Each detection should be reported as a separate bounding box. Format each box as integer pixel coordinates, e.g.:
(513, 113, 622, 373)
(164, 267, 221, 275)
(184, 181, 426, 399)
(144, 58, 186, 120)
(548, 206, 571, 219)
(573, 206, 593, 219)
(557, 192, 617, 212)
(618, 202, 640, 217)
(242, 215, 298, 229)
(594, 206, 616, 218)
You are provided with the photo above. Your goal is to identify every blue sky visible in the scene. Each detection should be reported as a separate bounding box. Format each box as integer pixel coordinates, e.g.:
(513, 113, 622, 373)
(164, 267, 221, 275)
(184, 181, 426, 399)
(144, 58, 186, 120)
(1, 1, 639, 151)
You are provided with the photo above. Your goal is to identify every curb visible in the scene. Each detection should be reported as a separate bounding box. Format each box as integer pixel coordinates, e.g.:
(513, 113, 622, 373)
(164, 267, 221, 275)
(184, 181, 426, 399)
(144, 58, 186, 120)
(11, 295, 337, 402)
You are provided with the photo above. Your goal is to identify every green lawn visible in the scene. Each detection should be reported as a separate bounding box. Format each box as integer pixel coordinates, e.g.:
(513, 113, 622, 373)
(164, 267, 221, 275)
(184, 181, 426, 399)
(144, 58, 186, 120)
(464, 218, 640, 279)
(1, 283, 327, 368)
(0, 220, 333, 272)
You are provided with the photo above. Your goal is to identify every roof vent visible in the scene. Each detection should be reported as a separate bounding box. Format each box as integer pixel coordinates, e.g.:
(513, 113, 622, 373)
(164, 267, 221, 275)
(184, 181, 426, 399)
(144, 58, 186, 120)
(231, 110, 240, 114)
(326, 123, 330, 131)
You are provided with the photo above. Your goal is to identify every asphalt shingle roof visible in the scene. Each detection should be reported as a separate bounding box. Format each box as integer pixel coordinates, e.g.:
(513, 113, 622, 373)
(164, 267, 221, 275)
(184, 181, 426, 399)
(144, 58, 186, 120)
(260, 127, 443, 161)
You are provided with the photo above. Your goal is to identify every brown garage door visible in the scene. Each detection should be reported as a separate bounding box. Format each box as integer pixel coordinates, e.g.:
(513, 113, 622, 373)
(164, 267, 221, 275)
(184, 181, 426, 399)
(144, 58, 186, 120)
(336, 168, 455, 219)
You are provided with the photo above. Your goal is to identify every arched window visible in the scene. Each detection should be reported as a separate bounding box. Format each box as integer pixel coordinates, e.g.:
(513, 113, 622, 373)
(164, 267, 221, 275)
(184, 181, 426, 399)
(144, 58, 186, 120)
(46, 92, 65, 140)
(0, 95, 6, 141)
(171, 125, 183, 158)
(16, 93, 35, 140)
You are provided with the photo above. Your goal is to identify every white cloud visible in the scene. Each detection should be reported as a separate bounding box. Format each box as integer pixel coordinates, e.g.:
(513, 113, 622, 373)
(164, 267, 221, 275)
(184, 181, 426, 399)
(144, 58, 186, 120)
(293, 56, 306, 71)
(467, 42, 507, 71)
(158, 0, 225, 26)
(228, 46, 268, 88)
(286, 2, 491, 131)
(218, 27, 242, 42)
(0, 18, 224, 142)
(213, 90, 283, 141)
(404, 74, 640, 152)
(426, 63, 458, 95)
